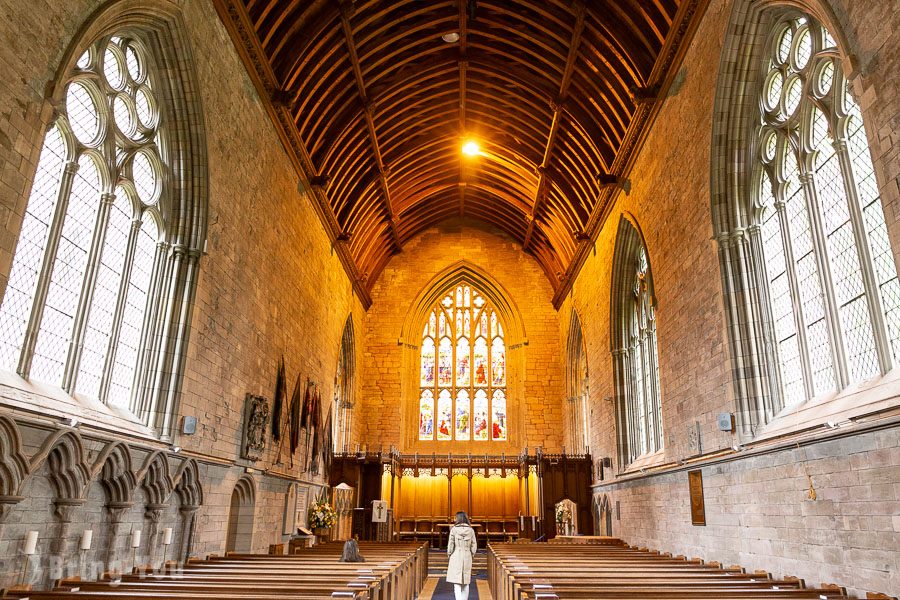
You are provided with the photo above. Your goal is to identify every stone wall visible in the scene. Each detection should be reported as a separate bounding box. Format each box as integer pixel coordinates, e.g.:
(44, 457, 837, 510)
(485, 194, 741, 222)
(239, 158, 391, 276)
(595, 426, 899, 597)
(566, 0, 900, 596)
(358, 219, 565, 453)
(0, 0, 360, 589)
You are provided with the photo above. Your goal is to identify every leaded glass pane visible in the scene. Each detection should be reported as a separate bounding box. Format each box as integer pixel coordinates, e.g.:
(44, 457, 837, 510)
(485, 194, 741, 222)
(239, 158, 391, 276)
(107, 218, 157, 407)
(455, 390, 470, 440)
(473, 337, 488, 386)
(436, 390, 452, 440)
(491, 337, 505, 386)
(0, 127, 65, 370)
(75, 193, 131, 399)
(473, 390, 488, 441)
(438, 337, 452, 386)
(32, 156, 101, 385)
(419, 390, 434, 440)
(66, 82, 101, 145)
(456, 337, 470, 386)
(420, 337, 434, 386)
(491, 390, 507, 441)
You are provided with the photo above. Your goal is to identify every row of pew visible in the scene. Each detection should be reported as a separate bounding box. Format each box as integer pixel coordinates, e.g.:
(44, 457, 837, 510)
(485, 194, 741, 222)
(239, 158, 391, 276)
(488, 539, 895, 600)
(1, 541, 428, 600)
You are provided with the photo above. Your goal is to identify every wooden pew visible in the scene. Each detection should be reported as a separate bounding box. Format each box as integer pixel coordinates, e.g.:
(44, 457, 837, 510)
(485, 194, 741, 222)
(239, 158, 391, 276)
(1, 542, 427, 600)
(487, 540, 855, 600)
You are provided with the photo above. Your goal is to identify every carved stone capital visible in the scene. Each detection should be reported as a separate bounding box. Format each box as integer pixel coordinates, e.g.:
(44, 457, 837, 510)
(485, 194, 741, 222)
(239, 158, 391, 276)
(106, 502, 133, 524)
(0, 495, 24, 523)
(145, 503, 167, 524)
(53, 498, 85, 523)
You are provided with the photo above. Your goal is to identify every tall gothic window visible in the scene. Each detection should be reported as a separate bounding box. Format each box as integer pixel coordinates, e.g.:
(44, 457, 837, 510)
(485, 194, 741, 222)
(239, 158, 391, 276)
(756, 14, 900, 407)
(612, 218, 662, 465)
(0, 35, 169, 413)
(333, 316, 355, 453)
(419, 283, 507, 442)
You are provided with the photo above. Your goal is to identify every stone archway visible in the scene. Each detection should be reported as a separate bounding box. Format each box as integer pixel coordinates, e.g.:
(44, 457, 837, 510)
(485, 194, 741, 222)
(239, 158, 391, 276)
(225, 476, 255, 553)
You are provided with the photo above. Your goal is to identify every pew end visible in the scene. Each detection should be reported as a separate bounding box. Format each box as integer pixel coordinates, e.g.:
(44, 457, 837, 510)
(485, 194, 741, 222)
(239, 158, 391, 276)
(865, 593, 897, 600)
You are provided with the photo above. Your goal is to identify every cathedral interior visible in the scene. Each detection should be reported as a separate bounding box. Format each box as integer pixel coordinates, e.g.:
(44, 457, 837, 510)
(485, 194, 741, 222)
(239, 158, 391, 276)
(0, 0, 896, 598)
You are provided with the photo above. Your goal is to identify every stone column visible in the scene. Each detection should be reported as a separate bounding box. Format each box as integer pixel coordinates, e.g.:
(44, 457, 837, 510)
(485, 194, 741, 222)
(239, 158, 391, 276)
(50, 499, 84, 586)
(104, 503, 132, 575)
(144, 504, 166, 569)
(0, 494, 24, 543)
(178, 505, 199, 564)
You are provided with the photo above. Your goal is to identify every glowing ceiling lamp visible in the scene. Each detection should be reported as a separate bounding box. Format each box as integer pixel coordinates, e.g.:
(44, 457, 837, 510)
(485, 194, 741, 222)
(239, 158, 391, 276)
(461, 140, 480, 156)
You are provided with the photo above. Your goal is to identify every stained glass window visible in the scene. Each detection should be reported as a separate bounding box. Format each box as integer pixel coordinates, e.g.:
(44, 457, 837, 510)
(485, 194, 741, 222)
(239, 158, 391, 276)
(0, 35, 167, 412)
(419, 283, 508, 441)
(756, 14, 900, 405)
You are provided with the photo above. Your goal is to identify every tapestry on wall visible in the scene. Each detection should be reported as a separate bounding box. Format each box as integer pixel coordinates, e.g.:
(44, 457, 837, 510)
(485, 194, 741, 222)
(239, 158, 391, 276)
(289, 374, 303, 460)
(272, 355, 287, 442)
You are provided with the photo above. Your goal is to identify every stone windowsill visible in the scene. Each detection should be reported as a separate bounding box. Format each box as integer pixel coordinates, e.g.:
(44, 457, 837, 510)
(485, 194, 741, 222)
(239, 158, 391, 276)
(0, 369, 157, 441)
(753, 366, 900, 442)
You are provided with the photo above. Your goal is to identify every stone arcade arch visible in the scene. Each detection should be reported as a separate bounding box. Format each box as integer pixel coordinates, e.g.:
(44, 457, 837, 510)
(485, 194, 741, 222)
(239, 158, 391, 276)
(225, 476, 256, 553)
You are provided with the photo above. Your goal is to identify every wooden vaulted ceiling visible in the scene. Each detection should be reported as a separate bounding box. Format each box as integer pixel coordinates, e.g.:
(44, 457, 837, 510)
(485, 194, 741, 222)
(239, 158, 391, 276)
(213, 0, 709, 308)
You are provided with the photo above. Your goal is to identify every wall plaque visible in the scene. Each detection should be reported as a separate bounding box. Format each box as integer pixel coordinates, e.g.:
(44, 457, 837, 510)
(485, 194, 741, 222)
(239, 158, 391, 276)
(688, 469, 705, 526)
(241, 393, 270, 461)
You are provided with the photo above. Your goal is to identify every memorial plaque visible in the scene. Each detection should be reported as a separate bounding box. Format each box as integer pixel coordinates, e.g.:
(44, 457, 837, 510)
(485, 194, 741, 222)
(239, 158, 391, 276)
(688, 469, 705, 526)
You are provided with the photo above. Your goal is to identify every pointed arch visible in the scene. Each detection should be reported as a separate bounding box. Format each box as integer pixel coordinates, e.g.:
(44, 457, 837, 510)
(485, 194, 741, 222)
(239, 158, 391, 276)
(566, 309, 590, 453)
(400, 261, 527, 348)
(29, 430, 92, 501)
(610, 215, 663, 467)
(334, 315, 356, 453)
(711, 0, 900, 437)
(400, 261, 526, 451)
(91, 441, 136, 506)
(0, 0, 208, 439)
(46, 0, 209, 252)
(137, 451, 174, 505)
(0, 415, 30, 498)
(172, 457, 203, 508)
(226, 475, 256, 553)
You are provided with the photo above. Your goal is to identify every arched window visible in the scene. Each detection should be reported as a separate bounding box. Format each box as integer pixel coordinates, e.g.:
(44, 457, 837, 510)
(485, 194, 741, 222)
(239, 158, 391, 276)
(755, 14, 900, 407)
(566, 311, 590, 454)
(611, 217, 662, 465)
(0, 24, 206, 435)
(333, 316, 355, 453)
(419, 283, 507, 442)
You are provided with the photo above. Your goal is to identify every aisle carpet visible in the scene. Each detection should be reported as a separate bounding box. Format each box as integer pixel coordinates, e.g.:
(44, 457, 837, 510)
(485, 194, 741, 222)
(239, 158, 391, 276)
(430, 577, 481, 600)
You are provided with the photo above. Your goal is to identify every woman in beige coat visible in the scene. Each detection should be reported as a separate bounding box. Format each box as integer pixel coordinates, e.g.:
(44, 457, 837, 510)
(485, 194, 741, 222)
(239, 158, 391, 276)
(446, 511, 478, 600)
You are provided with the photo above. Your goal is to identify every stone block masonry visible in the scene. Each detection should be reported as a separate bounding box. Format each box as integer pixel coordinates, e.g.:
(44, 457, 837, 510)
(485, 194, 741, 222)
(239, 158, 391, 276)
(0, 0, 363, 589)
(359, 219, 566, 454)
(564, 0, 900, 597)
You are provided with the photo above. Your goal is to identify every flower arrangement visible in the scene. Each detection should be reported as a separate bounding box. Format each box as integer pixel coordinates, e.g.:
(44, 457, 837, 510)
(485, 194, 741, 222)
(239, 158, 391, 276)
(309, 499, 337, 529)
(555, 504, 572, 524)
